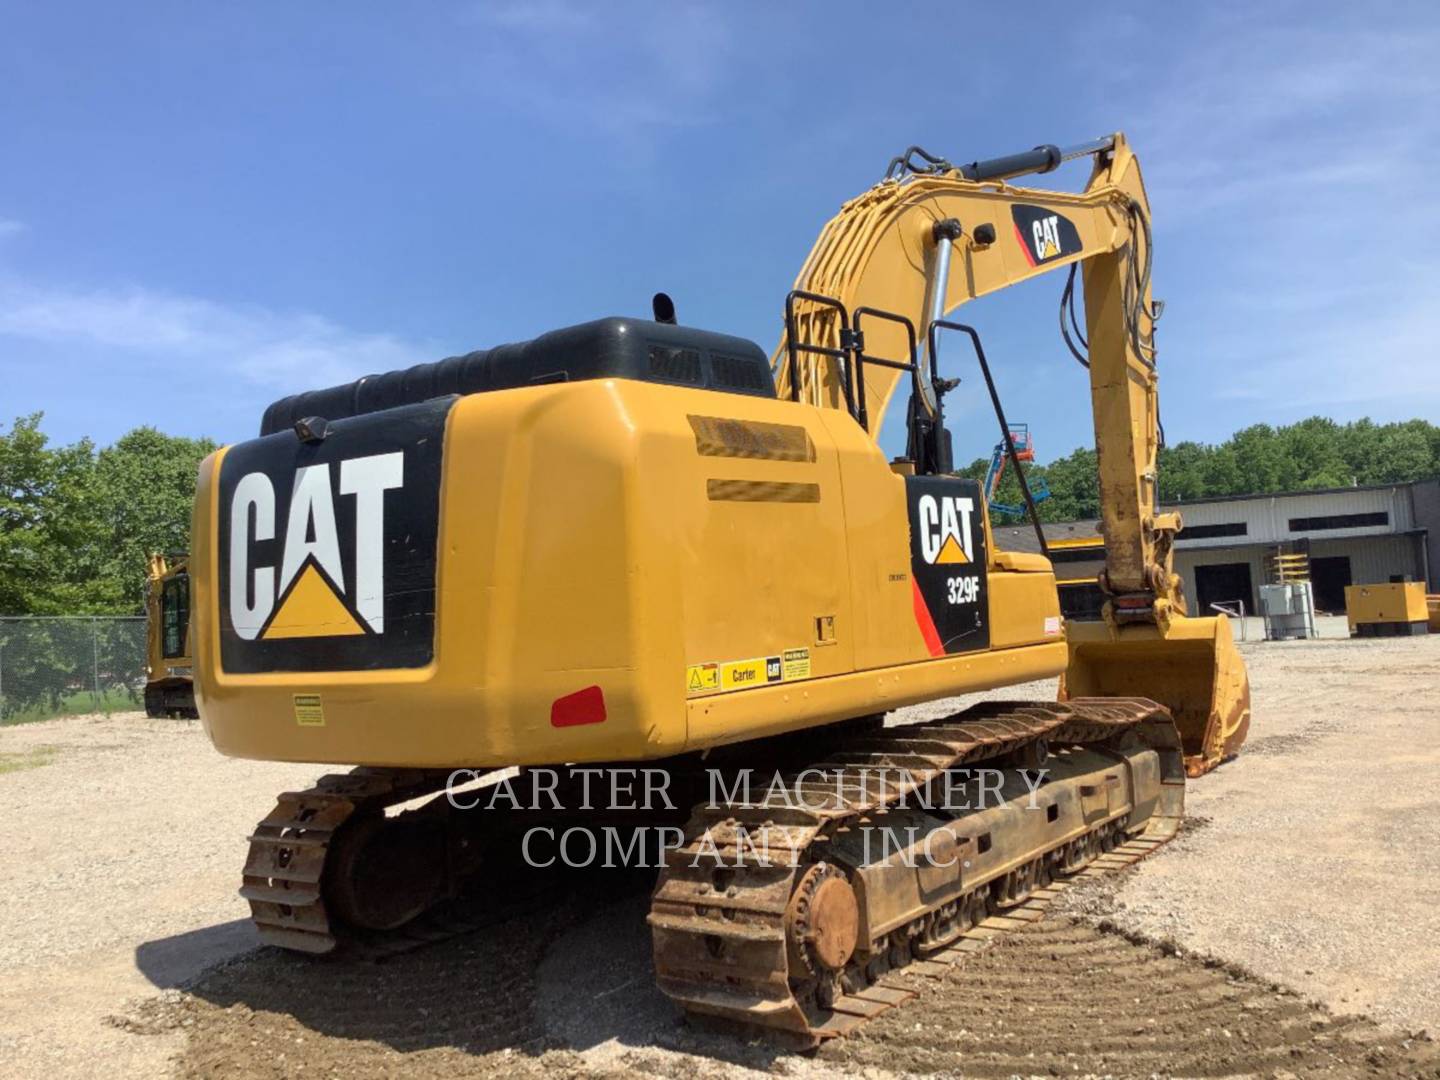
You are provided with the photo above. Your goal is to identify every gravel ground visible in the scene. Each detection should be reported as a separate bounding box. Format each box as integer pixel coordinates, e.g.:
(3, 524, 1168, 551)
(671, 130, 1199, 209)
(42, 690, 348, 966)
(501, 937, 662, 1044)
(0, 713, 315, 1079)
(1055, 631, 1440, 1034)
(2, 630, 1438, 1077)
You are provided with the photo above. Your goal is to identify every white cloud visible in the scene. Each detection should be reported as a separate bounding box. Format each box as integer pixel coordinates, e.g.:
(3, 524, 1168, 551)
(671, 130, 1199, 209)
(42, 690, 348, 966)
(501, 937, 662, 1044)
(1210, 268, 1440, 407)
(1088, 9, 1440, 422)
(0, 220, 25, 239)
(0, 279, 428, 391)
(1130, 22, 1440, 221)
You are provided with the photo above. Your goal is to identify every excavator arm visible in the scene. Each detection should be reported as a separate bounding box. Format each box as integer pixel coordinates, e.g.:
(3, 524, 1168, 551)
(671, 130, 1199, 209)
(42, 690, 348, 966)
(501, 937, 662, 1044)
(773, 133, 1250, 775)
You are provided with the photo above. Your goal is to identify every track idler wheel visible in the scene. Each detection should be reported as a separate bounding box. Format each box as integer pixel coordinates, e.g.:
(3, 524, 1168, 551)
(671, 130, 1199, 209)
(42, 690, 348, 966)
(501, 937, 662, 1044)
(785, 862, 859, 1004)
(324, 811, 448, 931)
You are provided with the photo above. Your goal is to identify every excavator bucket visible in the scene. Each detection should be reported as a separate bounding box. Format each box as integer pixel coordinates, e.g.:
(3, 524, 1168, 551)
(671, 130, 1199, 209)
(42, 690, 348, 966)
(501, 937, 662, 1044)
(1062, 614, 1251, 777)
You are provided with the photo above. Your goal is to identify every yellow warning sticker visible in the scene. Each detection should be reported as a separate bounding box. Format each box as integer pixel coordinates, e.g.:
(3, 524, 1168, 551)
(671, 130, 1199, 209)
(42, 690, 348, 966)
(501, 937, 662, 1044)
(686, 663, 720, 694)
(293, 693, 325, 727)
(687, 650, 810, 696)
(721, 657, 769, 691)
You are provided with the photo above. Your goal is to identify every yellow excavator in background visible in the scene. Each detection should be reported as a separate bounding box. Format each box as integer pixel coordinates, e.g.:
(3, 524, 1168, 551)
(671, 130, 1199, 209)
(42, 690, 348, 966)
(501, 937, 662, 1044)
(144, 553, 197, 718)
(191, 132, 1249, 1039)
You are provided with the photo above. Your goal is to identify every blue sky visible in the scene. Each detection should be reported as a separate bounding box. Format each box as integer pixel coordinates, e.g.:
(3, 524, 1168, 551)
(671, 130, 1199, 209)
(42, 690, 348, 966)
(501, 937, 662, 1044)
(3, 1, 1438, 466)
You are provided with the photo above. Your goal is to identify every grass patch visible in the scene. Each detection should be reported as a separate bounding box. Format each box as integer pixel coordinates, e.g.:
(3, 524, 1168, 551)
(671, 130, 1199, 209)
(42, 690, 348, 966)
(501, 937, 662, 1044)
(0, 745, 59, 774)
(1, 688, 142, 726)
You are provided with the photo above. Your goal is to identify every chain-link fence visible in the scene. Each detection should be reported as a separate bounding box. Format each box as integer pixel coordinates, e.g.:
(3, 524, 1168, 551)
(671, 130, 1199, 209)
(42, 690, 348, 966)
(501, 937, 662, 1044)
(0, 616, 148, 723)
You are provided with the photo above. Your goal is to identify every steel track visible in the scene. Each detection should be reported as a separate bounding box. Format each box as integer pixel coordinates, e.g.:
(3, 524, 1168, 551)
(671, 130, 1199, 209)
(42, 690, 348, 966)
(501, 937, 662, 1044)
(648, 697, 1185, 1039)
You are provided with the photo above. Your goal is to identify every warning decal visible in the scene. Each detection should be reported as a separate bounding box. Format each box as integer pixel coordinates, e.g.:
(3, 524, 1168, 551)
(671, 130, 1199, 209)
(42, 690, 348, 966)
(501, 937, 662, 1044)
(293, 693, 325, 726)
(686, 663, 720, 694)
(687, 648, 810, 696)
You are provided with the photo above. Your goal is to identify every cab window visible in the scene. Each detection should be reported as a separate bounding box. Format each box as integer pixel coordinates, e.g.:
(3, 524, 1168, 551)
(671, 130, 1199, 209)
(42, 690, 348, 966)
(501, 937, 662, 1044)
(162, 574, 190, 659)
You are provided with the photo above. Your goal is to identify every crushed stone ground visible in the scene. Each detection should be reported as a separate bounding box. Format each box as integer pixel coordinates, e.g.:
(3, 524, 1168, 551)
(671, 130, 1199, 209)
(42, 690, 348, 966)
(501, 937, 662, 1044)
(2, 632, 1438, 1077)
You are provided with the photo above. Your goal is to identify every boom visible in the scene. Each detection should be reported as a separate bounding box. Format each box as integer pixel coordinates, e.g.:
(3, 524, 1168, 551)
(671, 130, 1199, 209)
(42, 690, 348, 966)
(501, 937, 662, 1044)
(775, 133, 1249, 773)
(775, 134, 1166, 600)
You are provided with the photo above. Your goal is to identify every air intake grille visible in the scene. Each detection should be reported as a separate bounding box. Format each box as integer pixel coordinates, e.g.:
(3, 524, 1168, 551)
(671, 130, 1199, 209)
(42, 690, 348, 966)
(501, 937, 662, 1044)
(710, 353, 769, 393)
(648, 345, 702, 384)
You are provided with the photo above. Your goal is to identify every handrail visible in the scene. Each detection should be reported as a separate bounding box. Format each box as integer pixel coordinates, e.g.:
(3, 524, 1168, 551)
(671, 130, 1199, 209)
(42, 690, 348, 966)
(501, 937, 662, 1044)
(928, 320, 1049, 558)
(851, 306, 920, 435)
(783, 290, 858, 418)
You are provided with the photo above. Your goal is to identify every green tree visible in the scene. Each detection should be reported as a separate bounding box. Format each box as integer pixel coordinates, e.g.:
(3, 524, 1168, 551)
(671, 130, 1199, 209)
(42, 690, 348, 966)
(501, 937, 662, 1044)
(0, 416, 214, 616)
(979, 414, 1440, 526)
(1156, 441, 1208, 503)
(80, 427, 217, 612)
(1276, 417, 1349, 490)
(0, 415, 96, 614)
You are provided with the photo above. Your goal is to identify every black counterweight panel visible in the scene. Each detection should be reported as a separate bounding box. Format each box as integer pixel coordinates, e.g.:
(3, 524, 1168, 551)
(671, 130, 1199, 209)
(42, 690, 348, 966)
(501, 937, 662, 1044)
(218, 397, 451, 673)
(260, 318, 773, 436)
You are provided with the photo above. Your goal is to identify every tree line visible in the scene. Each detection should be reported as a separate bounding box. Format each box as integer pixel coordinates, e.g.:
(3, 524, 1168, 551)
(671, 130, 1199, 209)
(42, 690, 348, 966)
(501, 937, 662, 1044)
(1, 414, 215, 615)
(2, 413, 1438, 616)
(963, 415, 1440, 524)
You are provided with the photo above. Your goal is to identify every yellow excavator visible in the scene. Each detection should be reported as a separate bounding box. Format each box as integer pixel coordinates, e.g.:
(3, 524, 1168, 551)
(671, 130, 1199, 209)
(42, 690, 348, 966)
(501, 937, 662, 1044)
(191, 132, 1249, 1038)
(144, 553, 198, 718)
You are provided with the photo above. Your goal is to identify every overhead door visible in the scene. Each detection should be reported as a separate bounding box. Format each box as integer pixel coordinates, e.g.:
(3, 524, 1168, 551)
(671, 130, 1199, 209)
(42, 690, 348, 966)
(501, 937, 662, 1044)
(1194, 562, 1255, 615)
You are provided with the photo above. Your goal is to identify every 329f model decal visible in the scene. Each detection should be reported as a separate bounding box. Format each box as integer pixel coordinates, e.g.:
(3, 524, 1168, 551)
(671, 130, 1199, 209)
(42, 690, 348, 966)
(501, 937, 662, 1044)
(906, 476, 990, 656)
(216, 397, 451, 673)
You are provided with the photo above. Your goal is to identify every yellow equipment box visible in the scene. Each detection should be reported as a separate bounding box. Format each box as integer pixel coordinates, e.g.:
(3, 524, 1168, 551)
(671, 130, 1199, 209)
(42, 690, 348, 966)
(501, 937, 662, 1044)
(1345, 582, 1429, 637)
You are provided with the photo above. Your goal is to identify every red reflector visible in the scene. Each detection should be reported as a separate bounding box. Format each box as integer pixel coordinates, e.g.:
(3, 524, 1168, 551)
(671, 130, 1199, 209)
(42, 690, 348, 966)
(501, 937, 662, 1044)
(550, 685, 607, 728)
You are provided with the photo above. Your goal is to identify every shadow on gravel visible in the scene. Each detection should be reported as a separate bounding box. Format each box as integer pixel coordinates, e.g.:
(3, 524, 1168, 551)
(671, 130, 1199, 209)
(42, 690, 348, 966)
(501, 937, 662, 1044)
(135, 919, 260, 989)
(132, 867, 795, 1075)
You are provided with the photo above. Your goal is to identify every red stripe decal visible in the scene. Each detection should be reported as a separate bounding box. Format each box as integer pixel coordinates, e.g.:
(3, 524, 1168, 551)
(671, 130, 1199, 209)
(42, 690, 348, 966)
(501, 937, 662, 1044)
(551, 684, 607, 727)
(911, 579, 945, 658)
(1013, 221, 1037, 268)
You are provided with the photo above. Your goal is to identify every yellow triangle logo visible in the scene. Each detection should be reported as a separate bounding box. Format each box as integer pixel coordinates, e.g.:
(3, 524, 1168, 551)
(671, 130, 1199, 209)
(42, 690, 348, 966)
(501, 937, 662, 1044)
(262, 563, 366, 639)
(935, 534, 969, 564)
(1040, 239, 1059, 259)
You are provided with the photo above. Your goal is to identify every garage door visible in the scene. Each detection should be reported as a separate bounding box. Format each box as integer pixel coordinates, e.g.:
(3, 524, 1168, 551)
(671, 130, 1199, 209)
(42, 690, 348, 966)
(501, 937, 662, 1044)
(1194, 562, 1255, 614)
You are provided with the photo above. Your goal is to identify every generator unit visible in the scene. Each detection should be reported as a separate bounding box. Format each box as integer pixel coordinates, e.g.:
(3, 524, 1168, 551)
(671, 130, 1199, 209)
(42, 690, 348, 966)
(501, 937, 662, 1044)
(1345, 582, 1430, 637)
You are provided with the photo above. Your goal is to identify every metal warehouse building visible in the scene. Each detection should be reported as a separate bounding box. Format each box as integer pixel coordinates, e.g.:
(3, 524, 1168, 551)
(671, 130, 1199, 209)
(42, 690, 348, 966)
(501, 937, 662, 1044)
(994, 479, 1440, 616)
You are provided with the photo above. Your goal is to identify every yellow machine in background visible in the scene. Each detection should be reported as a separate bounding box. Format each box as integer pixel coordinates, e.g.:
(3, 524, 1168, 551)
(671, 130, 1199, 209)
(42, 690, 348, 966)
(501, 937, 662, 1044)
(144, 553, 197, 718)
(192, 133, 1251, 1038)
(1346, 582, 1430, 637)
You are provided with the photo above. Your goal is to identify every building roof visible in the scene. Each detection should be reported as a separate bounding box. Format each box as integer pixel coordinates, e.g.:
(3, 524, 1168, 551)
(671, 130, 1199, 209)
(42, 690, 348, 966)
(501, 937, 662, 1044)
(1165, 479, 1430, 507)
(990, 478, 1439, 554)
(992, 519, 1101, 554)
